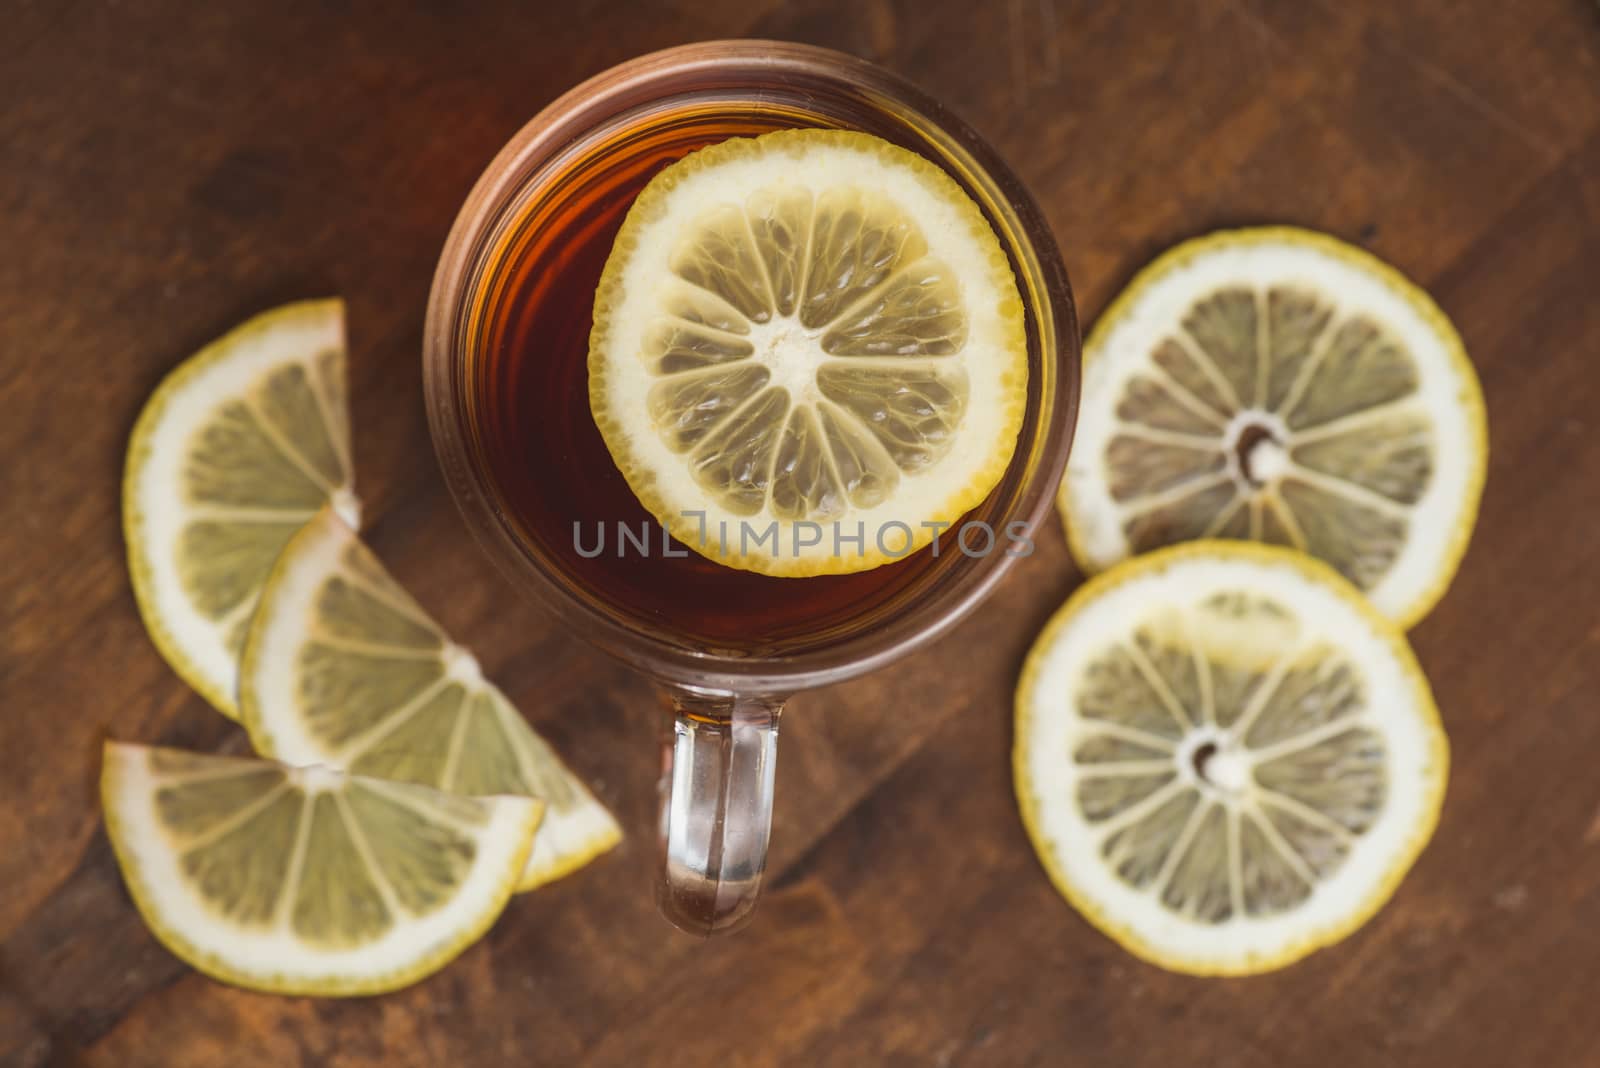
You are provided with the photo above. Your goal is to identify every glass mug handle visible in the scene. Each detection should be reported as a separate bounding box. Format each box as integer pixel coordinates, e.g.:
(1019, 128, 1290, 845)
(657, 691, 783, 936)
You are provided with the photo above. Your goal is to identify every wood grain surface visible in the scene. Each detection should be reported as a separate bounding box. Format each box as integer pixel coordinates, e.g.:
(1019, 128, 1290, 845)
(4, 2, 1599, 1065)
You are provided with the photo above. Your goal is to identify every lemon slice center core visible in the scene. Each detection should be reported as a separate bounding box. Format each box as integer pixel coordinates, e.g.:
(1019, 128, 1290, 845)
(1182, 733, 1250, 795)
(296, 764, 345, 792)
(443, 643, 483, 685)
(1222, 411, 1291, 489)
(329, 488, 362, 529)
(748, 319, 827, 401)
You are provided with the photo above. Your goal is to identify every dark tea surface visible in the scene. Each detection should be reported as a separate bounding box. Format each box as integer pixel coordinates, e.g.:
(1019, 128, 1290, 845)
(467, 106, 961, 649)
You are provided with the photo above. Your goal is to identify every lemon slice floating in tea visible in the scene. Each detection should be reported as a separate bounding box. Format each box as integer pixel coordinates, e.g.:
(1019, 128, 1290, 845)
(1014, 542, 1448, 976)
(589, 129, 1028, 575)
(241, 507, 621, 891)
(102, 742, 542, 996)
(124, 299, 360, 715)
(1059, 228, 1486, 626)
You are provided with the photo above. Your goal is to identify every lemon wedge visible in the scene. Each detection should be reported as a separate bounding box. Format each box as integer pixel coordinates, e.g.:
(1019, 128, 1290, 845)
(102, 742, 541, 995)
(124, 300, 359, 714)
(241, 507, 620, 890)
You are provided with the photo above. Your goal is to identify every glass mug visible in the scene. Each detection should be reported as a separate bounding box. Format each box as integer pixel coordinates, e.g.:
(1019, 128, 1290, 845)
(423, 40, 1079, 935)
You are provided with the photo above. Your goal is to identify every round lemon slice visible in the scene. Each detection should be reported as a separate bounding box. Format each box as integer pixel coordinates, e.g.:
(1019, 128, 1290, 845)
(1015, 542, 1448, 976)
(589, 129, 1027, 576)
(241, 507, 621, 891)
(102, 742, 541, 996)
(1059, 228, 1486, 626)
(125, 299, 360, 715)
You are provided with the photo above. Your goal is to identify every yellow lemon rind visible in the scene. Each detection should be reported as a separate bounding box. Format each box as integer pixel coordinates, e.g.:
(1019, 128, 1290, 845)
(516, 820, 624, 893)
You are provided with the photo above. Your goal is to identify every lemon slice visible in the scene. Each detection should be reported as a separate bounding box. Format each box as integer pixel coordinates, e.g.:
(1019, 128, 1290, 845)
(1059, 228, 1486, 626)
(125, 300, 360, 715)
(241, 507, 620, 890)
(1014, 542, 1448, 976)
(102, 741, 541, 996)
(589, 129, 1027, 575)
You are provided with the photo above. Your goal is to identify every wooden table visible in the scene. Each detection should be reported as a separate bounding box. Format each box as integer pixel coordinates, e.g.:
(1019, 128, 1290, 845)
(4, 3, 1598, 1065)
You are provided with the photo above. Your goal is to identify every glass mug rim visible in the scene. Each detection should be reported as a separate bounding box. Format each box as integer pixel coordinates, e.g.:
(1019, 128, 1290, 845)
(422, 39, 1080, 696)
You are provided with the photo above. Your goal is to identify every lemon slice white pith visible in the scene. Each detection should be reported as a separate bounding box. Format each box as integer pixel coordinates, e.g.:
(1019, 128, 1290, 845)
(1059, 228, 1486, 626)
(102, 742, 541, 996)
(124, 299, 360, 715)
(589, 129, 1027, 576)
(241, 507, 620, 890)
(1015, 542, 1448, 976)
